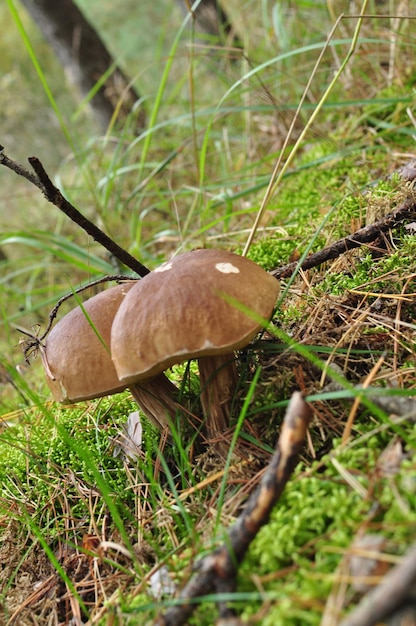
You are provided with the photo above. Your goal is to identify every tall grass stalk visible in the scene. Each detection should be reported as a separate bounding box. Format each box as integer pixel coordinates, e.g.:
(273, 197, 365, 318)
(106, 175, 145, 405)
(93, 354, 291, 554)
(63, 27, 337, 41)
(5, 0, 74, 149)
(137, 0, 203, 177)
(242, 0, 370, 255)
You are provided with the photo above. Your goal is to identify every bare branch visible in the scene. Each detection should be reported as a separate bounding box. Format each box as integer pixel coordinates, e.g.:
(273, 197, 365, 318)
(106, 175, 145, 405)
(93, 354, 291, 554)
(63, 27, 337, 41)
(272, 192, 416, 280)
(0, 145, 43, 190)
(322, 381, 416, 421)
(29, 156, 150, 277)
(17, 275, 138, 364)
(339, 541, 416, 626)
(0, 147, 150, 277)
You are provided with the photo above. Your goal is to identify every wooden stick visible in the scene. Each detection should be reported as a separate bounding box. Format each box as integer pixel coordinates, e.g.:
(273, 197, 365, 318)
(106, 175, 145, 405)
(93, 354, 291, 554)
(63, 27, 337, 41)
(0, 146, 150, 277)
(339, 542, 416, 626)
(272, 193, 416, 280)
(154, 391, 312, 626)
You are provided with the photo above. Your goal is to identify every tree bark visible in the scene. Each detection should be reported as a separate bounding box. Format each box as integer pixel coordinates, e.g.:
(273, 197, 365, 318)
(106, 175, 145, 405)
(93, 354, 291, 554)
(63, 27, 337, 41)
(178, 0, 241, 48)
(19, 0, 145, 130)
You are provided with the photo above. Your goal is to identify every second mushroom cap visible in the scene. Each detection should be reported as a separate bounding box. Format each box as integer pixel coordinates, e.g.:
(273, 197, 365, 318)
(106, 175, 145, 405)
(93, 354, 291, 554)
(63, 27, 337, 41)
(111, 249, 280, 384)
(44, 282, 135, 402)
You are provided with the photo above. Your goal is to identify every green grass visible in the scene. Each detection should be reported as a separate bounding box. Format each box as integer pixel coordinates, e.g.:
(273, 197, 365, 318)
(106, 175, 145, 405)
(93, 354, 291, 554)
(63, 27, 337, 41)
(0, 1, 416, 624)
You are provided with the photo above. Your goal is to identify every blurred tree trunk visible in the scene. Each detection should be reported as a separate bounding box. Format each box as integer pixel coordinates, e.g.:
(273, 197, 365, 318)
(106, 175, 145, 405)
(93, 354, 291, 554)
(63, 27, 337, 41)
(179, 0, 241, 48)
(19, 0, 145, 131)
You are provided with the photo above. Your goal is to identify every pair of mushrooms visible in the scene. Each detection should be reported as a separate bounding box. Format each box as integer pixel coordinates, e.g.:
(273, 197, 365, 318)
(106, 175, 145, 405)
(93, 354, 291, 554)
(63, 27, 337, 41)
(43, 249, 280, 444)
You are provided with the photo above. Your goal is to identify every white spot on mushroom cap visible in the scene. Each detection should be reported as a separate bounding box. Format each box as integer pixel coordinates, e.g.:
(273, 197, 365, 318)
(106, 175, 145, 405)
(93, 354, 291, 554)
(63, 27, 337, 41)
(215, 262, 240, 274)
(154, 262, 173, 273)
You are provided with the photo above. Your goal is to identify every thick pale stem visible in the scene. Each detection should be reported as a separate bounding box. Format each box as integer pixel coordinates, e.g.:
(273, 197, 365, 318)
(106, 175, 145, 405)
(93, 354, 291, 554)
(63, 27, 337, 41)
(198, 353, 238, 444)
(129, 373, 179, 431)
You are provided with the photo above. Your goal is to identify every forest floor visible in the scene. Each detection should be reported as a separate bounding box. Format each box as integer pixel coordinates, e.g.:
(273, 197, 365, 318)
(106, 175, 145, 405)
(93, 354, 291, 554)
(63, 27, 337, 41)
(0, 2, 415, 625)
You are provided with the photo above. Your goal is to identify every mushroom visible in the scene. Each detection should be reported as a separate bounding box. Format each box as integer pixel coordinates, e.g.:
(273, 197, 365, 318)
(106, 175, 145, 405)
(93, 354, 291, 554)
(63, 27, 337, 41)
(42, 283, 179, 430)
(111, 249, 280, 445)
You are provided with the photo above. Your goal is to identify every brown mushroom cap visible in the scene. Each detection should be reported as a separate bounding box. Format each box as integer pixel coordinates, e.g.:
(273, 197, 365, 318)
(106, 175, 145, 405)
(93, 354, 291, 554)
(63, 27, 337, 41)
(111, 249, 280, 384)
(44, 283, 135, 402)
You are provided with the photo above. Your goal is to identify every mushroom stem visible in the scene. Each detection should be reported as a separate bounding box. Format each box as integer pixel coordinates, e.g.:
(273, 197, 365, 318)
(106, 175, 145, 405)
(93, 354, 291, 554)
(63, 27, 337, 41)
(198, 353, 238, 444)
(129, 373, 180, 431)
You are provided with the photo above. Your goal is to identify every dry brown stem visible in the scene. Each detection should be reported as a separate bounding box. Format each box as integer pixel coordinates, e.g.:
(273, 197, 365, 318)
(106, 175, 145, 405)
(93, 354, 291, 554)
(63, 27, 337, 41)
(272, 191, 416, 280)
(0, 146, 150, 277)
(339, 541, 416, 626)
(322, 381, 416, 422)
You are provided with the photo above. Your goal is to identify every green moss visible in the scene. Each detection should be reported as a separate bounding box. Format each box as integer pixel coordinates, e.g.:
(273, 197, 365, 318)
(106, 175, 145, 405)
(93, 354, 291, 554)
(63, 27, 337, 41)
(318, 237, 416, 296)
(237, 432, 416, 625)
(361, 83, 416, 147)
(244, 473, 364, 572)
(0, 393, 160, 521)
(247, 235, 299, 271)
(245, 140, 409, 271)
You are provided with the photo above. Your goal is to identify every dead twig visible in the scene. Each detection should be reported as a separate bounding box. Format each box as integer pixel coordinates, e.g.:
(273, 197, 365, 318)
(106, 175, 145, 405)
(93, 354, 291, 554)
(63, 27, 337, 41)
(321, 381, 416, 422)
(339, 541, 416, 626)
(38, 275, 137, 341)
(272, 192, 416, 280)
(0, 146, 150, 277)
(2, 147, 416, 286)
(154, 391, 312, 626)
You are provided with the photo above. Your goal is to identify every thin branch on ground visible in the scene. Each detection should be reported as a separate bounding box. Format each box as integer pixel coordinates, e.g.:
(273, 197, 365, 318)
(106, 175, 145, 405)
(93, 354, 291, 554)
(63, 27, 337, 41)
(154, 391, 312, 626)
(321, 382, 416, 422)
(272, 191, 416, 280)
(0, 146, 150, 277)
(339, 541, 416, 626)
